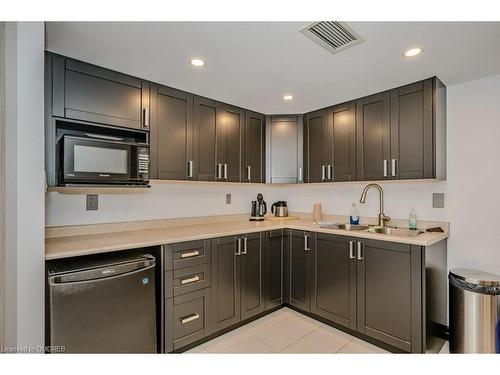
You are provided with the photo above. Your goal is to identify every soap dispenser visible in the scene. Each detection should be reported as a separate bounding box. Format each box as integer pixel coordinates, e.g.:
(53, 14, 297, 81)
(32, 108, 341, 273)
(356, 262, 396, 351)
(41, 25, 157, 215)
(350, 203, 359, 225)
(409, 208, 417, 230)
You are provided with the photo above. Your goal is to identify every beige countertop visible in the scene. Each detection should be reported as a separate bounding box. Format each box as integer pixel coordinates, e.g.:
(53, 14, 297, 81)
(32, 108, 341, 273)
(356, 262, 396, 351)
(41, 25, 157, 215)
(45, 214, 449, 260)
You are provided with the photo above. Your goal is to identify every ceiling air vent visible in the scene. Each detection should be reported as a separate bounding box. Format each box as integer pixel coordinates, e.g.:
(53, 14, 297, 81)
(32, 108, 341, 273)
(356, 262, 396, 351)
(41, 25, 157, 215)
(300, 21, 363, 54)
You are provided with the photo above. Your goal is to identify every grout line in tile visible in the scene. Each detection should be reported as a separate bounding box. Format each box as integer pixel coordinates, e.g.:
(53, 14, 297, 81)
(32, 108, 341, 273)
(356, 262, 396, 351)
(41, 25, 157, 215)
(273, 325, 321, 353)
(335, 339, 353, 353)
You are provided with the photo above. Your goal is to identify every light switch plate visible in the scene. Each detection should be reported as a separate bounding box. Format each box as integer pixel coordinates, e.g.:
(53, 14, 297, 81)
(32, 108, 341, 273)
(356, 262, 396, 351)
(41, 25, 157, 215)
(226, 194, 231, 204)
(86, 194, 98, 211)
(432, 193, 445, 208)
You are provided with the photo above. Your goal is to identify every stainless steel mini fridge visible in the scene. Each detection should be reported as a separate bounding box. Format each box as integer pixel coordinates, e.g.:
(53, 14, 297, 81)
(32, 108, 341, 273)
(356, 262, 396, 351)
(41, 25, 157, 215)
(48, 254, 157, 353)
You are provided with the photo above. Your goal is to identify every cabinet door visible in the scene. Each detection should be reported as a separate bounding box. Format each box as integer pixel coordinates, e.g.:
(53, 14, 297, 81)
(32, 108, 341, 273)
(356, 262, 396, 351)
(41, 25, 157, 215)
(287, 230, 312, 312)
(240, 233, 266, 320)
(356, 92, 391, 181)
(242, 111, 264, 183)
(217, 104, 242, 182)
(304, 110, 328, 183)
(269, 115, 300, 183)
(311, 234, 356, 330)
(265, 230, 285, 310)
(209, 236, 240, 333)
(390, 79, 434, 179)
(356, 239, 416, 352)
(63, 59, 149, 130)
(151, 85, 193, 180)
(329, 102, 356, 182)
(194, 96, 217, 181)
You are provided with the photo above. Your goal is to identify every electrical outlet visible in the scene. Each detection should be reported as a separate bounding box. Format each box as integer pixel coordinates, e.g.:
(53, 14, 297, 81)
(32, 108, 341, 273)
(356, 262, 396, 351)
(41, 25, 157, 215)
(86, 194, 99, 211)
(226, 193, 232, 205)
(432, 193, 445, 208)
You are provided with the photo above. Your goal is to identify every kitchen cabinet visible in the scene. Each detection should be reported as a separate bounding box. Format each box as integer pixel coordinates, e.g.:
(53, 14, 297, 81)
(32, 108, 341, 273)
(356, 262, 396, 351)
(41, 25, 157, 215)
(266, 115, 304, 183)
(329, 102, 356, 181)
(287, 230, 312, 312)
(209, 236, 241, 332)
(356, 91, 391, 181)
(51, 55, 150, 130)
(150, 85, 194, 180)
(242, 111, 265, 183)
(303, 109, 331, 183)
(311, 233, 356, 330)
(265, 229, 286, 310)
(390, 78, 434, 179)
(355, 238, 422, 353)
(240, 233, 266, 320)
(210, 232, 265, 332)
(193, 96, 218, 181)
(216, 104, 243, 182)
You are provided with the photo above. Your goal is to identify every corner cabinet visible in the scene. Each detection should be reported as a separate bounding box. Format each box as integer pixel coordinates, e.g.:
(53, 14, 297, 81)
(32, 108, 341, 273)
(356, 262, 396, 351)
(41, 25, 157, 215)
(286, 230, 312, 312)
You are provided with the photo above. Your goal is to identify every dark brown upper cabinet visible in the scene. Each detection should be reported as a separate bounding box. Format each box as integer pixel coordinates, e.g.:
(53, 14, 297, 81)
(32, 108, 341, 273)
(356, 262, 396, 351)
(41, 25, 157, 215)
(193, 96, 218, 181)
(216, 104, 243, 182)
(51, 54, 150, 131)
(242, 111, 265, 183)
(329, 101, 356, 182)
(303, 109, 331, 183)
(356, 91, 391, 181)
(150, 85, 193, 180)
(390, 78, 442, 180)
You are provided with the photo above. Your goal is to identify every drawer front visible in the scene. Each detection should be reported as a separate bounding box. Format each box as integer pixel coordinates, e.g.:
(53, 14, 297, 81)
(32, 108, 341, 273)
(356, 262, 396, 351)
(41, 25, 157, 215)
(165, 263, 211, 298)
(165, 289, 211, 352)
(165, 240, 210, 271)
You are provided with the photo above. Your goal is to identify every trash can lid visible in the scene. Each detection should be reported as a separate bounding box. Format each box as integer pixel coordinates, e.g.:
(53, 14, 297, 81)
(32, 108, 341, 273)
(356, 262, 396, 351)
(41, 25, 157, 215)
(450, 268, 500, 287)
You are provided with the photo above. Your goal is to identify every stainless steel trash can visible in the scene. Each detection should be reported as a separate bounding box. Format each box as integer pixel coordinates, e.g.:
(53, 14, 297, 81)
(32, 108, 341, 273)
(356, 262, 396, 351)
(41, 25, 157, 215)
(449, 269, 500, 353)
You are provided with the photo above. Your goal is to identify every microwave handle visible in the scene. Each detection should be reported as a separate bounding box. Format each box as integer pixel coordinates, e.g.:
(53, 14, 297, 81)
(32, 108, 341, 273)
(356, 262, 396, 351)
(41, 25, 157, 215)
(84, 133, 125, 142)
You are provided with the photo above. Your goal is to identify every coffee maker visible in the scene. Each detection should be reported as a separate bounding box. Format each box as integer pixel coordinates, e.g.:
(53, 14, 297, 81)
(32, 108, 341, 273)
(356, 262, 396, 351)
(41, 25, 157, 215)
(250, 193, 267, 221)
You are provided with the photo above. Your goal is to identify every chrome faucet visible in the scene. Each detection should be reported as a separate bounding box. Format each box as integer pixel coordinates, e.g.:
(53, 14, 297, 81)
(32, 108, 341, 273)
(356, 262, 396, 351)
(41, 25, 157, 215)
(359, 183, 391, 227)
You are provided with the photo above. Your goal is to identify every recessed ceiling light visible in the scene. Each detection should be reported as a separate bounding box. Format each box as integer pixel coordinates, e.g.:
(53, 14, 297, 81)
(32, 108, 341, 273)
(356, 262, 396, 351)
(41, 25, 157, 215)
(283, 95, 294, 101)
(403, 48, 422, 57)
(190, 58, 205, 67)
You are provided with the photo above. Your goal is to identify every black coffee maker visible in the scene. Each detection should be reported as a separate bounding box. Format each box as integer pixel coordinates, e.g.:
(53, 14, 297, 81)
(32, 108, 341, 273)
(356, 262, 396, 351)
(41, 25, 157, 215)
(250, 193, 267, 221)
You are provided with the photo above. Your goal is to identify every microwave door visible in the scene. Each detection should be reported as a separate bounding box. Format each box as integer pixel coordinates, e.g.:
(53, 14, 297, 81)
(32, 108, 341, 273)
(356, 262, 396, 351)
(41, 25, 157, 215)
(62, 137, 133, 183)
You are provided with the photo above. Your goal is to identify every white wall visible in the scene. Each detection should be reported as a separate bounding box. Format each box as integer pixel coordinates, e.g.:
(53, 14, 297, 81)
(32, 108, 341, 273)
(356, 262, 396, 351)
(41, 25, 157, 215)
(4, 22, 45, 350)
(46, 73, 500, 278)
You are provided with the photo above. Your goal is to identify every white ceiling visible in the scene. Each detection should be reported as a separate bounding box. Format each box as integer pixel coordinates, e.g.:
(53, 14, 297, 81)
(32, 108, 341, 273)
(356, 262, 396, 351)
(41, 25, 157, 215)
(45, 22, 500, 114)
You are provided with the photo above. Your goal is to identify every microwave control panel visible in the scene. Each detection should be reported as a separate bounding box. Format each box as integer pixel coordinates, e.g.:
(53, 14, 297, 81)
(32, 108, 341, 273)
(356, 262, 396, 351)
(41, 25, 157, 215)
(138, 147, 150, 177)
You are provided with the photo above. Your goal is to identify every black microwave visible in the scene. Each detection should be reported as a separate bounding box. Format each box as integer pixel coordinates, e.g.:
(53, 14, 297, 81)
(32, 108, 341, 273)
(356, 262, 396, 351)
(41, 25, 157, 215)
(58, 134, 150, 186)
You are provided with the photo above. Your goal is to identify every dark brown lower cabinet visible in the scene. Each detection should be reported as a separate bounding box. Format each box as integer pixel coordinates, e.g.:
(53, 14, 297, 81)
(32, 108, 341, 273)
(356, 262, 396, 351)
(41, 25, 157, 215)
(240, 233, 266, 320)
(311, 234, 356, 330)
(356, 239, 421, 353)
(265, 229, 286, 310)
(287, 230, 312, 312)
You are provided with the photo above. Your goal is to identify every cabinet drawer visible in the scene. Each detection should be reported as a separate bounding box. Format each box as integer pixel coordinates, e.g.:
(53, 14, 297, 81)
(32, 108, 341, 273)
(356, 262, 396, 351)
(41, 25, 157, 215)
(164, 240, 210, 271)
(165, 263, 211, 298)
(165, 289, 211, 352)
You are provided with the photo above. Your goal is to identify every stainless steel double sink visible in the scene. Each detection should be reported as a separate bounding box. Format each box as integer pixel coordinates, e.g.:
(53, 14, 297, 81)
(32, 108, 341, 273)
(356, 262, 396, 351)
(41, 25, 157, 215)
(320, 223, 425, 238)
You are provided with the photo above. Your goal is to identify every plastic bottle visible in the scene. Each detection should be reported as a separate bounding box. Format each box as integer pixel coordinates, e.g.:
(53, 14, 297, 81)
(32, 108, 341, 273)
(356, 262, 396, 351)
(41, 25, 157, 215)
(350, 203, 359, 225)
(409, 208, 417, 230)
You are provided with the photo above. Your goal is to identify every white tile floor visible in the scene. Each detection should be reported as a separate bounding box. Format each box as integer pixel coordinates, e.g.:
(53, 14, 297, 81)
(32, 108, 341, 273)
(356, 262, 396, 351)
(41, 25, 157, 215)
(185, 307, 390, 354)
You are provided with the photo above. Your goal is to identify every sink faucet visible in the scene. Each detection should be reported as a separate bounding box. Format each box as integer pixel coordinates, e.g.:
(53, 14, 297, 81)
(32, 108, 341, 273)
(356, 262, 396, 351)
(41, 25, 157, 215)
(359, 183, 391, 227)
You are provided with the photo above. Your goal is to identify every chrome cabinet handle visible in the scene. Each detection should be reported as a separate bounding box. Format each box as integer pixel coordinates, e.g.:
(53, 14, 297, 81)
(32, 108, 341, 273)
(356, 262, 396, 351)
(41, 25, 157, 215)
(180, 275, 200, 285)
(383, 160, 388, 177)
(304, 234, 310, 251)
(235, 238, 242, 255)
(187, 160, 193, 178)
(223, 163, 228, 180)
(391, 159, 397, 177)
(180, 250, 200, 259)
(321, 165, 326, 181)
(327, 165, 332, 180)
(246, 166, 251, 182)
(143, 108, 150, 129)
(216, 163, 221, 179)
(180, 313, 200, 325)
(357, 241, 363, 260)
(349, 240, 356, 259)
(298, 167, 303, 183)
(241, 237, 248, 255)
